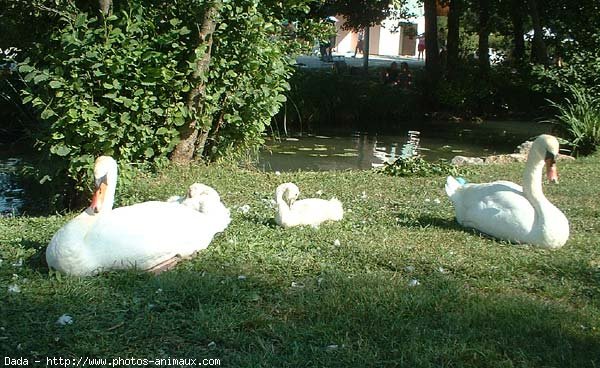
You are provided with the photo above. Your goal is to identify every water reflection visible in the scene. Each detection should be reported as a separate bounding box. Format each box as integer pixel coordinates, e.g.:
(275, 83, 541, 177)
(0, 157, 25, 216)
(259, 122, 550, 172)
(0, 121, 551, 214)
(258, 133, 492, 172)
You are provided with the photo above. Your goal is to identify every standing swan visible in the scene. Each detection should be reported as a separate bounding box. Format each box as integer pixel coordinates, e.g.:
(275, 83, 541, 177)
(275, 182, 344, 228)
(445, 135, 569, 248)
(46, 156, 230, 276)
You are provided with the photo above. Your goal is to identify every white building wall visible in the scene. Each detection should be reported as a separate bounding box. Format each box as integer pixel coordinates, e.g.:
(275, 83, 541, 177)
(332, 1, 425, 57)
(335, 27, 355, 54)
(377, 20, 400, 56)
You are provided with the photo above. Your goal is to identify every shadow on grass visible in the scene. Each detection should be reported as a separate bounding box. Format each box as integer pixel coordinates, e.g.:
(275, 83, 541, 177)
(395, 211, 463, 231)
(236, 212, 279, 228)
(2, 264, 598, 367)
(25, 245, 49, 272)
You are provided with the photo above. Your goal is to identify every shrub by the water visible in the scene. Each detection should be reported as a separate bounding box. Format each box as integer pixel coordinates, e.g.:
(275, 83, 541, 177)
(19, 6, 194, 190)
(548, 86, 600, 156)
(16, 0, 311, 201)
(379, 156, 466, 177)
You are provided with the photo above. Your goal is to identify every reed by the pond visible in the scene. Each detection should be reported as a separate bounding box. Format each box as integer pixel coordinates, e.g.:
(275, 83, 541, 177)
(1, 154, 599, 367)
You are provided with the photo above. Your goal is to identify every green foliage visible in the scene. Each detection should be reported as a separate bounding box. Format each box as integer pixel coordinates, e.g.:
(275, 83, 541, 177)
(279, 68, 420, 131)
(18, 4, 194, 190)
(379, 156, 466, 177)
(201, 0, 297, 158)
(281, 65, 545, 132)
(379, 129, 467, 177)
(535, 32, 600, 156)
(433, 63, 546, 117)
(15, 0, 322, 197)
(547, 86, 600, 156)
(533, 37, 600, 100)
(0, 0, 74, 51)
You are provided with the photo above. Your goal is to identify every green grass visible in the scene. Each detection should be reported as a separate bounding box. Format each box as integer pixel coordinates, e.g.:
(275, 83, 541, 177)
(1, 156, 600, 367)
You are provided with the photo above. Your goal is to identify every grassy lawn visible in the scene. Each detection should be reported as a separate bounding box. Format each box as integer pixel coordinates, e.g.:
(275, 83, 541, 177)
(1, 155, 599, 367)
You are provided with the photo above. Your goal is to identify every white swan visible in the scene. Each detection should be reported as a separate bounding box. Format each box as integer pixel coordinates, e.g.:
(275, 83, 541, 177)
(46, 156, 231, 276)
(445, 134, 569, 248)
(275, 182, 344, 228)
(167, 183, 231, 231)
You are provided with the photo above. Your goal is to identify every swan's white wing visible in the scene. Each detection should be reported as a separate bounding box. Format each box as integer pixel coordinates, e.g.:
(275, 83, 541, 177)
(86, 201, 218, 271)
(289, 198, 344, 226)
(452, 181, 535, 242)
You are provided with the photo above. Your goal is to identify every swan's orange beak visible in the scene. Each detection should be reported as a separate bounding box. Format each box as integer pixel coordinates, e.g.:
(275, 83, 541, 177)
(545, 158, 559, 184)
(90, 181, 108, 213)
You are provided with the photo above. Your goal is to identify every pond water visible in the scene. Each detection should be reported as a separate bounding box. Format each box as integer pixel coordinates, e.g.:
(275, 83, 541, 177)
(0, 120, 552, 215)
(258, 120, 553, 171)
(0, 157, 25, 216)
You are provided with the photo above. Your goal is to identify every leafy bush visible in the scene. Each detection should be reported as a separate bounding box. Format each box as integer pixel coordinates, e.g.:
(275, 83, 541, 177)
(547, 86, 600, 156)
(19, 4, 194, 190)
(277, 62, 547, 134)
(432, 63, 546, 117)
(379, 156, 466, 177)
(201, 1, 295, 158)
(530, 32, 600, 156)
(533, 36, 600, 100)
(378, 130, 468, 177)
(278, 68, 421, 132)
(16, 0, 318, 199)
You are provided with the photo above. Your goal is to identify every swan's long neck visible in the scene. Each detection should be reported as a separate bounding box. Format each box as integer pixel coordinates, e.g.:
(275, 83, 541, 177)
(276, 190, 291, 213)
(104, 173, 117, 212)
(90, 164, 118, 214)
(523, 154, 553, 224)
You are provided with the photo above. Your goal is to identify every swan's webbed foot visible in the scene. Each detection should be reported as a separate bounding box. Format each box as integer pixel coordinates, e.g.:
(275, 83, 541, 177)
(146, 256, 183, 274)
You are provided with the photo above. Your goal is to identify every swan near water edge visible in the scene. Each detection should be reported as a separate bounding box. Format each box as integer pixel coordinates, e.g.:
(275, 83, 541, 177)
(46, 157, 230, 276)
(445, 134, 569, 248)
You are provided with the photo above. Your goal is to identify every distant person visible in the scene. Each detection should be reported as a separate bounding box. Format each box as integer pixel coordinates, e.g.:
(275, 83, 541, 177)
(417, 35, 425, 60)
(382, 62, 400, 85)
(353, 29, 365, 58)
(438, 27, 447, 49)
(397, 62, 412, 88)
(319, 18, 337, 62)
(319, 39, 332, 62)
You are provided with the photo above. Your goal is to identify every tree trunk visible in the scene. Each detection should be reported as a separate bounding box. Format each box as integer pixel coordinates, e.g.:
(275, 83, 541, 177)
(527, 0, 548, 65)
(201, 104, 227, 161)
(362, 26, 370, 71)
(98, 0, 112, 16)
(446, 0, 461, 79)
(509, 0, 525, 64)
(478, 0, 490, 73)
(170, 4, 219, 164)
(424, 0, 440, 81)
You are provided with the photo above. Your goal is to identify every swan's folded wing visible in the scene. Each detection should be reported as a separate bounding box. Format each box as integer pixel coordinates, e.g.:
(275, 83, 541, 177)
(455, 182, 534, 241)
(86, 201, 216, 270)
(289, 198, 343, 226)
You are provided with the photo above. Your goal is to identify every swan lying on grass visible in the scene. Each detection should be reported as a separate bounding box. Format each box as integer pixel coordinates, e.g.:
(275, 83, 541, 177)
(46, 157, 230, 276)
(167, 183, 231, 231)
(445, 134, 569, 248)
(275, 182, 343, 228)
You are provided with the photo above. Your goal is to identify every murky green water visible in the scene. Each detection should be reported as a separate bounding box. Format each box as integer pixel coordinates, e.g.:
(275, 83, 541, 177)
(0, 157, 25, 216)
(258, 121, 553, 171)
(0, 120, 552, 214)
